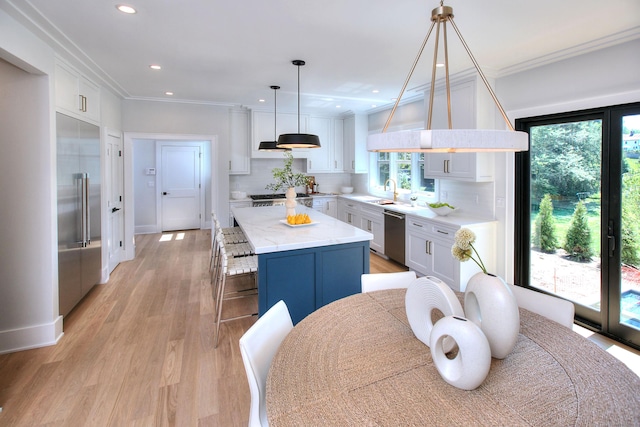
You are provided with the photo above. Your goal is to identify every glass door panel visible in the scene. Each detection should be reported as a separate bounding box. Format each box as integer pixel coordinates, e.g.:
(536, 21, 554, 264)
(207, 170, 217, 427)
(529, 119, 603, 324)
(611, 112, 640, 345)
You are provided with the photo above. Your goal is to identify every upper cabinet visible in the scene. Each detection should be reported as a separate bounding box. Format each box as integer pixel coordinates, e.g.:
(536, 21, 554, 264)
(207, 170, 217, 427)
(343, 114, 369, 174)
(305, 116, 344, 173)
(55, 61, 100, 124)
(251, 111, 309, 159)
(229, 107, 251, 175)
(424, 76, 498, 182)
(424, 152, 494, 182)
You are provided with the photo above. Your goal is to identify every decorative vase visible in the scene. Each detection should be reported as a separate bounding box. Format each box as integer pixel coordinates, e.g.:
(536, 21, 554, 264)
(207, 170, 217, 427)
(405, 276, 464, 351)
(464, 272, 520, 359)
(285, 187, 297, 217)
(430, 315, 491, 390)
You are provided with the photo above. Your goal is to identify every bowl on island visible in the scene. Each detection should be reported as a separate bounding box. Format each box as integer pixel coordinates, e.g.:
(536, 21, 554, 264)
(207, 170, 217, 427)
(340, 186, 354, 194)
(427, 202, 457, 216)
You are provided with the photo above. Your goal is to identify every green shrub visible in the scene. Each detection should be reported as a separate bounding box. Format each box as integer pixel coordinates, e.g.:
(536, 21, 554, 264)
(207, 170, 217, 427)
(564, 201, 593, 261)
(533, 194, 557, 253)
(621, 205, 640, 266)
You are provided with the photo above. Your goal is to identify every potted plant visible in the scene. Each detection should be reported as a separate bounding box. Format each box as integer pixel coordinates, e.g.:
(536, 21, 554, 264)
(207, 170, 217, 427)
(266, 152, 308, 216)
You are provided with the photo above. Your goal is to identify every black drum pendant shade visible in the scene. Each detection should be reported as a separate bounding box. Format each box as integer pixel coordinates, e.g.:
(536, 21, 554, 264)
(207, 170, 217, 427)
(277, 60, 321, 149)
(258, 85, 291, 151)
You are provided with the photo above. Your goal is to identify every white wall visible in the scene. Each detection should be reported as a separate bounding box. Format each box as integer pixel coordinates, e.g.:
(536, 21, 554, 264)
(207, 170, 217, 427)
(122, 100, 227, 227)
(0, 9, 62, 353)
(133, 139, 157, 232)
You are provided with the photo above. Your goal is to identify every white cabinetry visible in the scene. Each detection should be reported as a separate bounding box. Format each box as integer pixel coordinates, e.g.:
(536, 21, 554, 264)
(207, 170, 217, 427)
(405, 216, 495, 291)
(251, 111, 308, 158)
(337, 199, 360, 226)
(424, 152, 494, 182)
(423, 76, 501, 182)
(55, 61, 100, 124)
(337, 198, 384, 254)
(343, 114, 368, 173)
(312, 195, 337, 218)
(229, 107, 251, 174)
(306, 117, 344, 173)
(359, 204, 384, 254)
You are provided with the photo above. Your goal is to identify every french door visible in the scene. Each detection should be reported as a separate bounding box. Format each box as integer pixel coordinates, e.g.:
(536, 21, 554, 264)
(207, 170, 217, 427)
(515, 102, 640, 349)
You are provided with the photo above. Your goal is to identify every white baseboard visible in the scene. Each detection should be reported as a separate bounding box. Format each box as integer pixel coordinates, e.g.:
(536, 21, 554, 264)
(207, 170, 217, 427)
(135, 225, 157, 234)
(0, 315, 64, 354)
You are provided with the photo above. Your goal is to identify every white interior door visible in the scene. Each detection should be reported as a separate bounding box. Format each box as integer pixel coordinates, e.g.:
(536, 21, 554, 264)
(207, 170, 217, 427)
(106, 132, 124, 273)
(160, 143, 202, 231)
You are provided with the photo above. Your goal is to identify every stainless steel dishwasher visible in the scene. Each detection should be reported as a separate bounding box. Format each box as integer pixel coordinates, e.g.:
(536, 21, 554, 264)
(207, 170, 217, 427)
(383, 209, 405, 264)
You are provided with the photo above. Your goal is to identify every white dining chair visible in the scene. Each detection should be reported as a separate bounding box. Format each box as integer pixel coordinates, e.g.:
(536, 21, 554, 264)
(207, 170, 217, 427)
(508, 284, 575, 328)
(361, 271, 417, 293)
(239, 300, 293, 427)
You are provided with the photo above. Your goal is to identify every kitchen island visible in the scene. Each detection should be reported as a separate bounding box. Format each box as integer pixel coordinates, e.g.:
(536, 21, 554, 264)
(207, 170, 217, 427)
(231, 205, 373, 324)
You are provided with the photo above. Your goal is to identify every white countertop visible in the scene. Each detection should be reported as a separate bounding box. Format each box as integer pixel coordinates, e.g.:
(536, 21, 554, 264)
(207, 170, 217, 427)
(339, 194, 495, 227)
(231, 205, 373, 254)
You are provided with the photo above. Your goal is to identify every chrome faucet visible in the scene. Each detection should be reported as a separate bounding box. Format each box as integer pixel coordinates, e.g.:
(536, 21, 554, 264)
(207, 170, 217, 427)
(384, 178, 398, 201)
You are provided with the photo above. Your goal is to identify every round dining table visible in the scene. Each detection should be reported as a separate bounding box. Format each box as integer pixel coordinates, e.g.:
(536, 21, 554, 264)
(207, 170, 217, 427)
(266, 289, 640, 426)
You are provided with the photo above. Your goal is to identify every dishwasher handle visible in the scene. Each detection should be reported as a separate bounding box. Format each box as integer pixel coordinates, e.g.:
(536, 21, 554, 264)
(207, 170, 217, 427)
(383, 210, 405, 220)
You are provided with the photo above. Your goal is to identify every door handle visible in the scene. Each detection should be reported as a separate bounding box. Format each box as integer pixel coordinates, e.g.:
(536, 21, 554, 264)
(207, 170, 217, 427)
(163, 192, 169, 195)
(608, 220, 615, 257)
(112, 207, 121, 213)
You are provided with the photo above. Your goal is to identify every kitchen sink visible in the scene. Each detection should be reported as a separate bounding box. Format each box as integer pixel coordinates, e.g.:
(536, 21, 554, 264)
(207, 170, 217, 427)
(369, 199, 395, 205)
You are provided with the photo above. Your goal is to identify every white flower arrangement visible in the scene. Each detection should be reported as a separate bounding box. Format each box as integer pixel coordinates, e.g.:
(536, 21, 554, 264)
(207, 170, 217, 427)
(451, 228, 487, 274)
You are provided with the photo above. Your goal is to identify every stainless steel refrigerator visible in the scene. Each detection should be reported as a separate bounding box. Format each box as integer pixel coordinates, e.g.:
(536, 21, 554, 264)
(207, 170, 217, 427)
(56, 112, 102, 316)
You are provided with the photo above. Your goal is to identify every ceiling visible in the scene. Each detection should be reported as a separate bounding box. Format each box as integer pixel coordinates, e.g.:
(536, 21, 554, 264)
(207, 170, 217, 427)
(4, 0, 640, 115)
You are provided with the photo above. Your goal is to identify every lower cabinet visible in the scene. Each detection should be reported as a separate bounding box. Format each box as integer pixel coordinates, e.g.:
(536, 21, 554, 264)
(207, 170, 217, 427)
(405, 216, 496, 291)
(337, 199, 383, 253)
(337, 199, 360, 226)
(360, 205, 384, 254)
(312, 196, 337, 218)
(257, 241, 370, 324)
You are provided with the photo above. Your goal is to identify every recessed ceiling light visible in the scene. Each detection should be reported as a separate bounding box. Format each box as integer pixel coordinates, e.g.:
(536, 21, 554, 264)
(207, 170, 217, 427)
(371, 104, 377, 108)
(372, 89, 379, 94)
(149, 64, 161, 70)
(436, 63, 445, 68)
(258, 99, 266, 103)
(336, 105, 341, 109)
(116, 4, 136, 14)
(165, 91, 174, 96)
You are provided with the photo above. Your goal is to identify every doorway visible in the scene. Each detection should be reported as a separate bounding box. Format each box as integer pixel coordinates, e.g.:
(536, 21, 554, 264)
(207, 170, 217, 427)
(122, 133, 218, 262)
(515, 102, 640, 349)
(157, 142, 203, 231)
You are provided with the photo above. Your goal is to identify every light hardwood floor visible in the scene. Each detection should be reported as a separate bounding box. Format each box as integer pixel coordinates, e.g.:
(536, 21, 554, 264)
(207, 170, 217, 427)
(0, 229, 637, 426)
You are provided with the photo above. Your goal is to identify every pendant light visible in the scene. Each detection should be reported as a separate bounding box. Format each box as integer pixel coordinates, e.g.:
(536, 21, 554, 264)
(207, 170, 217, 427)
(277, 60, 321, 149)
(367, 2, 528, 153)
(259, 85, 291, 151)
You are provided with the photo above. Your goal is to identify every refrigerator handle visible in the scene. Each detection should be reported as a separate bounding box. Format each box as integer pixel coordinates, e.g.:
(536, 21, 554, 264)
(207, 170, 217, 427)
(79, 174, 86, 247)
(85, 175, 91, 246)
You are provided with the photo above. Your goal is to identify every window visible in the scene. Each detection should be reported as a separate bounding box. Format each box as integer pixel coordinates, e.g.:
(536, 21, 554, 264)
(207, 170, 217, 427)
(370, 152, 436, 199)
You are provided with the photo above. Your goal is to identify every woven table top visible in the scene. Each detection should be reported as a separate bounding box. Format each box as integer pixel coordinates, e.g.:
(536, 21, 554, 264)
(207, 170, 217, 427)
(266, 289, 640, 426)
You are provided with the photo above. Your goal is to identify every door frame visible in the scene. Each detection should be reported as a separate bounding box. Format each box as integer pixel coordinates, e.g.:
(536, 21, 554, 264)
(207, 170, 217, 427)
(514, 102, 640, 349)
(105, 128, 124, 274)
(122, 132, 218, 262)
(155, 140, 205, 232)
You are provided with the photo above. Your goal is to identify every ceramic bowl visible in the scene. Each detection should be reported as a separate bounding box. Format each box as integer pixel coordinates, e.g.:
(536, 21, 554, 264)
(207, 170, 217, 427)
(340, 186, 354, 194)
(427, 205, 458, 216)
